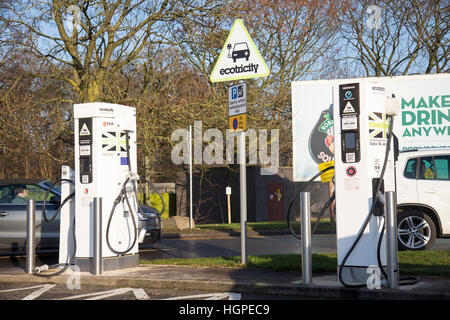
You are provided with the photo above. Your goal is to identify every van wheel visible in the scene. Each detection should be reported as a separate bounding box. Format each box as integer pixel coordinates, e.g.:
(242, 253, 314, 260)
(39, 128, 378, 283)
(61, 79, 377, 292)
(397, 210, 436, 251)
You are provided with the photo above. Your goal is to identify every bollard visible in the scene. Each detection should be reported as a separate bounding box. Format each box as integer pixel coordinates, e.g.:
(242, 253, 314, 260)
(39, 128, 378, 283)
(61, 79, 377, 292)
(26, 199, 36, 274)
(300, 192, 312, 284)
(93, 197, 103, 275)
(385, 191, 399, 289)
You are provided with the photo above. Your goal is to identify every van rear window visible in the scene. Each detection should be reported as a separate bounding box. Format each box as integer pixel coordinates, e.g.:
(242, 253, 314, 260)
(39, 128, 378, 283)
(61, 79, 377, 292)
(434, 156, 450, 180)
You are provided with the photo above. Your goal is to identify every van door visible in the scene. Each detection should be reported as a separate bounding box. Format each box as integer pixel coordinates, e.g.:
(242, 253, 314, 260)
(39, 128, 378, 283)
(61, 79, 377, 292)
(396, 156, 419, 204)
(417, 155, 450, 234)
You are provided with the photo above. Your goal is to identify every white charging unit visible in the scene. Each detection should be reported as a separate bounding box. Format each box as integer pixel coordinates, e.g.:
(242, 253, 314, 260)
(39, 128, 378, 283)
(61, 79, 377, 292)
(333, 81, 396, 285)
(73, 102, 139, 271)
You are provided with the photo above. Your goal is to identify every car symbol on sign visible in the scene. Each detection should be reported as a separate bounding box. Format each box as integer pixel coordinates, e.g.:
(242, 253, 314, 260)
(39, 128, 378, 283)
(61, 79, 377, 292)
(232, 42, 250, 63)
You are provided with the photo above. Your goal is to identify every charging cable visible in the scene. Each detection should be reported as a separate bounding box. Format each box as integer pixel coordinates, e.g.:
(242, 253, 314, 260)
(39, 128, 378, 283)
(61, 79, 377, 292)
(34, 179, 76, 277)
(286, 166, 335, 239)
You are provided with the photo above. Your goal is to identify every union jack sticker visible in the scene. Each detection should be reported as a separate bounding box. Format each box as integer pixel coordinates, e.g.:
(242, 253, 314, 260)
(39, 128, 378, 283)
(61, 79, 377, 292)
(102, 131, 127, 152)
(368, 112, 389, 139)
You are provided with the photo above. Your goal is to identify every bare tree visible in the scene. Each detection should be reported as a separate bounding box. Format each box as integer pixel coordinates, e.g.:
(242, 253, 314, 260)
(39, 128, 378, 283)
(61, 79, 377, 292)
(0, 0, 202, 102)
(339, 0, 449, 76)
(0, 52, 72, 179)
(339, 0, 421, 76)
(405, 0, 449, 73)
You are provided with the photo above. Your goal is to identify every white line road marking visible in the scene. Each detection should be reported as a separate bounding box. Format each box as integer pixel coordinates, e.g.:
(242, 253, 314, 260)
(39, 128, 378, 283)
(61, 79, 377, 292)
(162, 292, 241, 300)
(132, 288, 150, 300)
(59, 287, 150, 300)
(22, 284, 57, 300)
(0, 284, 49, 293)
(0, 284, 57, 300)
(0, 285, 238, 300)
(85, 288, 133, 300)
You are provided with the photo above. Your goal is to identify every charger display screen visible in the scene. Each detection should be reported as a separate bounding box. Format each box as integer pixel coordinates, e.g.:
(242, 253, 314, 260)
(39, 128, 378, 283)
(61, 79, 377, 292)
(345, 132, 356, 149)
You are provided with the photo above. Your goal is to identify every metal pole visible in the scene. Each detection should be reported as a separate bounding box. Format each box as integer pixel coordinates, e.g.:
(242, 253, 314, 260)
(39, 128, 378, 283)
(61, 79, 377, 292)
(189, 125, 193, 229)
(26, 199, 36, 274)
(300, 192, 312, 284)
(385, 191, 399, 289)
(93, 197, 102, 275)
(239, 131, 247, 264)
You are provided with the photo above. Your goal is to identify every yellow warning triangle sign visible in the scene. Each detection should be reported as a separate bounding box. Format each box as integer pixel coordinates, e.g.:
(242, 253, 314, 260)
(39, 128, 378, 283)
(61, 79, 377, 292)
(210, 19, 270, 83)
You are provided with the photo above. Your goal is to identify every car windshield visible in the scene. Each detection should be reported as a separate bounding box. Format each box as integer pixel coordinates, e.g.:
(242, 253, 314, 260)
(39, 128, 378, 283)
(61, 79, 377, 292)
(234, 43, 248, 51)
(0, 182, 60, 204)
(42, 181, 61, 193)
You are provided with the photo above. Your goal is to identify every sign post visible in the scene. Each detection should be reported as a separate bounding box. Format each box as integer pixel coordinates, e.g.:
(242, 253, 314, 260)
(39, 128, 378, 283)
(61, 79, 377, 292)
(228, 81, 248, 263)
(189, 125, 193, 229)
(239, 131, 247, 264)
(210, 19, 270, 265)
(226, 186, 232, 224)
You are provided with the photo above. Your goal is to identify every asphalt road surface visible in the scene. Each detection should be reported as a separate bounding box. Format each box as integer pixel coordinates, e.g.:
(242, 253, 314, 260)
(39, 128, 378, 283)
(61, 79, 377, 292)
(1, 234, 449, 267)
(139, 234, 450, 260)
(0, 282, 248, 300)
(139, 234, 337, 260)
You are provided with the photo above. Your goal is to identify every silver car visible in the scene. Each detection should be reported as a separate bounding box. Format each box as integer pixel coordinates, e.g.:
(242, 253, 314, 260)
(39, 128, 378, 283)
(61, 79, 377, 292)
(0, 179, 162, 252)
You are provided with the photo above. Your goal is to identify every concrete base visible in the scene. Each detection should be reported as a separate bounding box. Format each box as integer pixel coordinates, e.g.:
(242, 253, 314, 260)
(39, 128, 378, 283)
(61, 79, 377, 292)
(74, 254, 139, 274)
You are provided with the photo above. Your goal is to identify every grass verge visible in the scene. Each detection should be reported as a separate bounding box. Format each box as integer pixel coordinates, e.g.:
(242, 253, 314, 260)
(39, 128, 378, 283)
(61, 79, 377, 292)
(140, 251, 450, 277)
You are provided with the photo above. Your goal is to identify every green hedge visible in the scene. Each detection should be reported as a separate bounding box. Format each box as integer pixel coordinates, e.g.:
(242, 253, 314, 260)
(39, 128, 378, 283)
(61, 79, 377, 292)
(138, 193, 175, 219)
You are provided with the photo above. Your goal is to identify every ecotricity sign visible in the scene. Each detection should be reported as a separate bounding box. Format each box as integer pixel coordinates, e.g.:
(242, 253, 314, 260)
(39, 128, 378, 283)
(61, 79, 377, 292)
(210, 19, 270, 83)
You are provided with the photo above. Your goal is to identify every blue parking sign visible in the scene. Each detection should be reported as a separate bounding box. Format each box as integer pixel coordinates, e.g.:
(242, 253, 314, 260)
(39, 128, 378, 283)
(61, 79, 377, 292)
(232, 87, 238, 99)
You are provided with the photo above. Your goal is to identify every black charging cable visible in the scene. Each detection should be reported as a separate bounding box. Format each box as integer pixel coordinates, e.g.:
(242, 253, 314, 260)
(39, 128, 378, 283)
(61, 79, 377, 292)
(376, 218, 420, 286)
(106, 131, 139, 255)
(286, 166, 335, 239)
(34, 179, 76, 277)
(105, 130, 166, 255)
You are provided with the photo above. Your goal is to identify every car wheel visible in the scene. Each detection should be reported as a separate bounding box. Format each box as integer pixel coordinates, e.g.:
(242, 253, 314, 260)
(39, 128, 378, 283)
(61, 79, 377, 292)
(397, 210, 436, 251)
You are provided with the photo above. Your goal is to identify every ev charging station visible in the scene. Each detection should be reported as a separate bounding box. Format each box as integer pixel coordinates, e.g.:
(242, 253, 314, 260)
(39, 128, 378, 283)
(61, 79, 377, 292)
(64, 102, 140, 272)
(27, 101, 166, 277)
(332, 81, 397, 285)
(291, 75, 450, 287)
(291, 78, 403, 287)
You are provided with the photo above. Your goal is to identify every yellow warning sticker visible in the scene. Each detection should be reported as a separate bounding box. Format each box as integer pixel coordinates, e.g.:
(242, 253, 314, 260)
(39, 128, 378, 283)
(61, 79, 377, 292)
(318, 161, 335, 183)
(424, 168, 434, 179)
